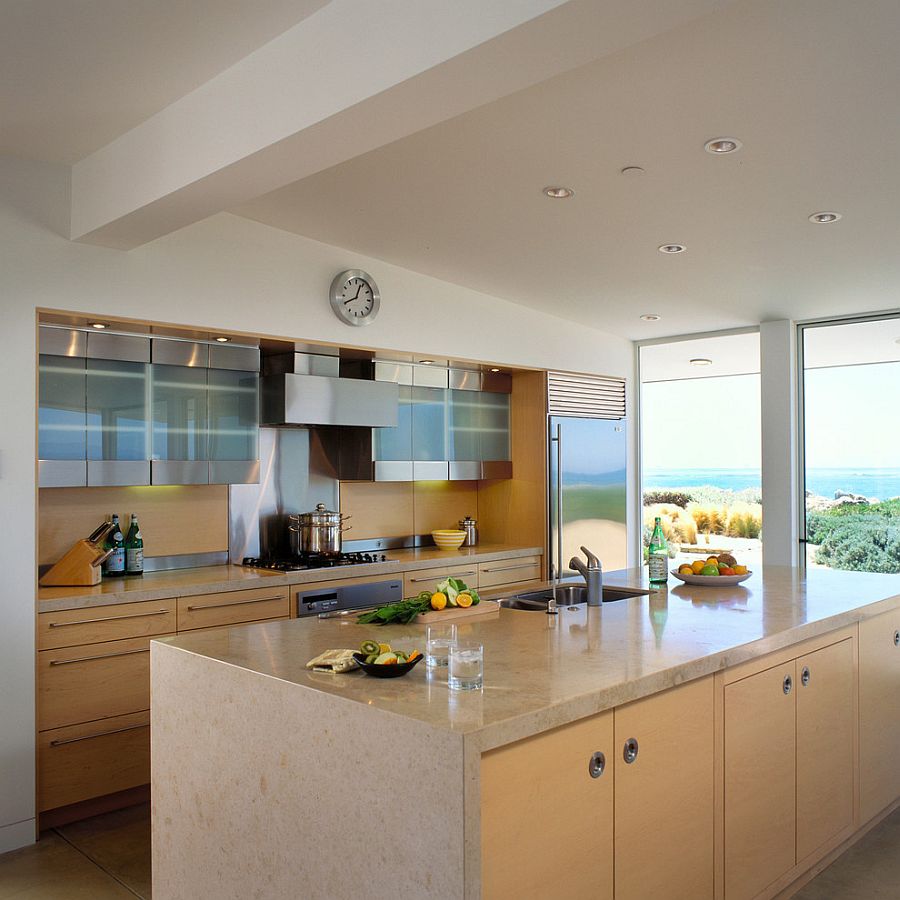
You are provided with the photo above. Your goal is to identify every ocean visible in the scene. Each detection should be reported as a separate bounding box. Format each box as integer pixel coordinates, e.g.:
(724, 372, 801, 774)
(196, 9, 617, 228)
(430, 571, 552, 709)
(643, 468, 900, 501)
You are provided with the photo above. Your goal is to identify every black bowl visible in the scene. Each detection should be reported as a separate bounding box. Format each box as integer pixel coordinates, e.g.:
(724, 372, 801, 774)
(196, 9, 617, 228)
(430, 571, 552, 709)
(353, 651, 424, 678)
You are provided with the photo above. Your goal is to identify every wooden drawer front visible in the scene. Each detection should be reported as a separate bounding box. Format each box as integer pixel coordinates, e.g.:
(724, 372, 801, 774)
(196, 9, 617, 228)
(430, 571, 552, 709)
(38, 711, 150, 812)
(176, 586, 289, 631)
(38, 599, 177, 650)
(403, 565, 479, 597)
(38, 635, 171, 732)
(478, 556, 542, 589)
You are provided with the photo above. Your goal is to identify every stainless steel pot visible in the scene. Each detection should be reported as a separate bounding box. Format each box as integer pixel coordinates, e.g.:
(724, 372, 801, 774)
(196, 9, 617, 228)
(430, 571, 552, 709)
(289, 503, 351, 555)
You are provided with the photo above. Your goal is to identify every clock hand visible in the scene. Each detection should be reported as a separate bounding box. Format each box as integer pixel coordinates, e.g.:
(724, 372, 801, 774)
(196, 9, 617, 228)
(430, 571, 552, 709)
(343, 286, 362, 305)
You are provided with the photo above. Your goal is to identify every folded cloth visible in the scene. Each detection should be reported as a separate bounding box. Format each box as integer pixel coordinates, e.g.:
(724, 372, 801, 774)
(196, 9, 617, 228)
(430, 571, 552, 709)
(305, 649, 359, 673)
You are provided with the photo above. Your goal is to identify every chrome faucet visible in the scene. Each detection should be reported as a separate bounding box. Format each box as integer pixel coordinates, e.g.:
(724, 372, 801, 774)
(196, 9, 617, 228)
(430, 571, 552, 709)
(569, 546, 603, 607)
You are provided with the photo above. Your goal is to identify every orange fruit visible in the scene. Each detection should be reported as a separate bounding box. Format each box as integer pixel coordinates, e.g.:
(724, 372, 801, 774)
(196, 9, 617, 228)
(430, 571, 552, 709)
(430, 592, 447, 611)
(691, 560, 706, 575)
(456, 592, 474, 608)
(733, 565, 748, 575)
(678, 564, 693, 576)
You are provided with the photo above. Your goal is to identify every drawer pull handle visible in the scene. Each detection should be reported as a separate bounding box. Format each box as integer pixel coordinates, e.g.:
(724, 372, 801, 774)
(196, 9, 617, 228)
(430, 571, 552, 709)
(482, 562, 537, 573)
(588, 750, 606, 779)
(800, 666, 811, 687)
(894, 629, 899, 647)
(48, 609, 170, 628)
(49, 722, 147, 747)
(186, 595, 284, 612)
(408, 571, 476, 582)
(623, 737, 639, 765)
(783, 674, 793, 695)
(49, 647, 150, 666)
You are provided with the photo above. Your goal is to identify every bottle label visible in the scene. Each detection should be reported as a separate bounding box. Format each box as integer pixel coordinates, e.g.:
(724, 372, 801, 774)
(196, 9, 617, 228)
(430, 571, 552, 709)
(107, 548, 126, 574)
(648, 553, 668, 581)
(126, 548, 144, 573)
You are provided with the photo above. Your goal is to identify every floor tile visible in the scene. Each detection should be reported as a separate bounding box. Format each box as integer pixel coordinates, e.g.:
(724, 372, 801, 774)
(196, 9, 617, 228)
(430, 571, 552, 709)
(794, 807, 900, 899)
(0, 831, 134, 899)
(56, 804, 151, 900)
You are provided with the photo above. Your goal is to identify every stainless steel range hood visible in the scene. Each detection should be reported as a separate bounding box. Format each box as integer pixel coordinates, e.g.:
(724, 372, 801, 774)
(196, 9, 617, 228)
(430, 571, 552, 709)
(259, 352, 399, 428)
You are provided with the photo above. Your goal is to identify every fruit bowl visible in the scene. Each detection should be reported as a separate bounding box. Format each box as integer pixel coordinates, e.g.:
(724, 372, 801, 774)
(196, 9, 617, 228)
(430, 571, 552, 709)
(431, 530, 467, 550)
(352, 652, 424, 678)
(671, 569, 752, 587)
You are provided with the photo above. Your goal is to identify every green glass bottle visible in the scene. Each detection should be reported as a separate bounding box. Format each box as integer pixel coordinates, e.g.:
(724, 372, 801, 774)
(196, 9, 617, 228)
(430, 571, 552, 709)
(124, 513, 144, 576)
(648, 516, 669, 584)
(103, 514, 125, 577)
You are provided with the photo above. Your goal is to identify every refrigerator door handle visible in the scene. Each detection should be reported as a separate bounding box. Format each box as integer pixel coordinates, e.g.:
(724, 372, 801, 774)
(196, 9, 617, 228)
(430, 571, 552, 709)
(554, 422, 563, 582)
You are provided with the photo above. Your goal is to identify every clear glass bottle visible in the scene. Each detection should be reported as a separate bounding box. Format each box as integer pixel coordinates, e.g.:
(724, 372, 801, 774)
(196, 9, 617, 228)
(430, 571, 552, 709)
(124, 513, 144, 576)
(648, 516, 669, 584)
(103, 514, 125, 577)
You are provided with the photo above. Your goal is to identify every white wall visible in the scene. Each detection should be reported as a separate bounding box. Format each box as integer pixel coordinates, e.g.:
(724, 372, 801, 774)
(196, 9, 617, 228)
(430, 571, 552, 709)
(0, 155, 634, 848)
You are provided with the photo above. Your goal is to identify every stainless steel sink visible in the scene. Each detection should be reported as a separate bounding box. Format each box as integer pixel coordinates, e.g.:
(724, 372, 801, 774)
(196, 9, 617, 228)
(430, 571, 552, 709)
(497, 583, 649, 610)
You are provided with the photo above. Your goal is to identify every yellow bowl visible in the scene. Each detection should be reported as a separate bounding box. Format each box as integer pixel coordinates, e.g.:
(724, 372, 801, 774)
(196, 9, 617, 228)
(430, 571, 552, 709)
(431, 530, 467, 550)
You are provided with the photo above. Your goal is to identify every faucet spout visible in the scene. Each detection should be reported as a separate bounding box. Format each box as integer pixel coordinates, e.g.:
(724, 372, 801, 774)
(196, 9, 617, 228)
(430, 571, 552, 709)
(569, 547, 603, 607)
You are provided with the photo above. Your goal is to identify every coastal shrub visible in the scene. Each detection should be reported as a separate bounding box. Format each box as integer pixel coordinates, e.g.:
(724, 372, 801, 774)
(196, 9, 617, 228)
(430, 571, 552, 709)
(688, 502, 729, 535)
(725, 503, 763, 539)
(814, 519, 900, 573)
(643, 490, 693, 508)
(643, 504, 698, 545)
(644, 484, 761, 506)
(807, 499, 900, 545)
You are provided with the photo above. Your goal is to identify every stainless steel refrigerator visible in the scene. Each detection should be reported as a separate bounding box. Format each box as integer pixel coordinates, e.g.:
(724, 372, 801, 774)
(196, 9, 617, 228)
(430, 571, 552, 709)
(549, 416, 628, 578)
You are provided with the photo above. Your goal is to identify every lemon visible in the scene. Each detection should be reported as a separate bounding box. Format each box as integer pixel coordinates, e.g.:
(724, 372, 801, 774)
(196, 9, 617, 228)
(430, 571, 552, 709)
(430, 592, 447, 611)
(456, 592, 473, 608)
(678, 564, 693, 576)
(691, 560, 706, 575)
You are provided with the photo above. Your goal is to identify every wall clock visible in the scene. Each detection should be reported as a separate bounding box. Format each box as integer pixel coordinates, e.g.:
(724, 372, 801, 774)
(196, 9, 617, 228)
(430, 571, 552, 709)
(329, 269, 380, 326)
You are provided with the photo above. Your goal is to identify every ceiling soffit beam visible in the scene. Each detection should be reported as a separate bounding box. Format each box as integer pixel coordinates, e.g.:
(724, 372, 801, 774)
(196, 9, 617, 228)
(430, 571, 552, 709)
(70, 0, 731, 250)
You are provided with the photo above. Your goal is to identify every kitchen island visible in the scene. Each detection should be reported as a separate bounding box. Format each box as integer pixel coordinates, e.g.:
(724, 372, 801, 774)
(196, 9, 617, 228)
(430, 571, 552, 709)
(150, 567, 900, 899)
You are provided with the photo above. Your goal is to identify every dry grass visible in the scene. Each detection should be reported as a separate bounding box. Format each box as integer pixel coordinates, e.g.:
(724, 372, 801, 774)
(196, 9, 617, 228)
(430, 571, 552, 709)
(644, 504, 698, 545)
(685, 501, 762, 539)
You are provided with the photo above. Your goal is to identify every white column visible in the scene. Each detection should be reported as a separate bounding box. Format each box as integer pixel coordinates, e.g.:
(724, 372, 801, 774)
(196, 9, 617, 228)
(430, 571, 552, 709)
(760, 320, 800, 567)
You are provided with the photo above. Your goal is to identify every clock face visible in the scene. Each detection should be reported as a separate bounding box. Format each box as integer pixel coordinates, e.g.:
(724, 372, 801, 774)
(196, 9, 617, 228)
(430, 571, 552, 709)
(330, 269, 380, 326)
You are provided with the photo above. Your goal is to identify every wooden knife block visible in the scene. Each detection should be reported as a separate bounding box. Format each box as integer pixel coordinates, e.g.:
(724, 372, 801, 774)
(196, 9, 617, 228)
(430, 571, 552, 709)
(40, 539, 107, 587)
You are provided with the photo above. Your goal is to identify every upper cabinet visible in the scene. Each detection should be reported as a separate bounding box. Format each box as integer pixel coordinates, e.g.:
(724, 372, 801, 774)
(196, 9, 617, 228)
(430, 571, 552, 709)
(371, 364, 512, 481)
(38, 327, 259, 488)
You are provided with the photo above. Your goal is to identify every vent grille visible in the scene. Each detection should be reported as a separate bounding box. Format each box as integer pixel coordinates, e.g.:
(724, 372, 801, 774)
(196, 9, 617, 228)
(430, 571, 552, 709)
(548, 372, 626, 419)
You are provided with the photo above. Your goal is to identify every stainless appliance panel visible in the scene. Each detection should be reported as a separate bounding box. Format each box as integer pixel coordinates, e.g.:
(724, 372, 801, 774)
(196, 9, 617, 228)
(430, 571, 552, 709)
(87, 459, 151, 486)
(209, 459, 260, 485)
(412, 365, 449, 388)
(86, 332, 150, 363)
(39, 327, 86, 357)
(374, 361, 413, 385)
(151, 339, 208, 367)
(261, 374, 399, 427)
(374, 460, 414, 481)
(448, 368, 482, 391)
(208, 344, 260, 372)
(38, 459, 87, 488)
(295, 579, 402, 617)
(151, 460, 209, 485)
(448, 460, 482, 481)
(549, 416, 627, 578)
(413, 461, 448, 480)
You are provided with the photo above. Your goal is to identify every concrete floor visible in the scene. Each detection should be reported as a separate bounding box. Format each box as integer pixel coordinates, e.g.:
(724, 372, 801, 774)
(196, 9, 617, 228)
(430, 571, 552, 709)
(0, 804, 897, 898)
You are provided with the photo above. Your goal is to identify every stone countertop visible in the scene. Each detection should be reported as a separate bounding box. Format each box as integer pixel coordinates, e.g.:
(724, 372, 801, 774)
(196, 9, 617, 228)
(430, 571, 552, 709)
(155, 565, 900, 751)
(37, 543, 542, 612)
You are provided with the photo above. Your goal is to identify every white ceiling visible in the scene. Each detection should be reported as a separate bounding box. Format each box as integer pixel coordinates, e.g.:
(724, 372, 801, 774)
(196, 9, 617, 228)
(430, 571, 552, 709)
(803, 316, 900, 369)
(0, 0, 329, 163)
(235, 0, 900, 340)
(640, 332, 760, 382)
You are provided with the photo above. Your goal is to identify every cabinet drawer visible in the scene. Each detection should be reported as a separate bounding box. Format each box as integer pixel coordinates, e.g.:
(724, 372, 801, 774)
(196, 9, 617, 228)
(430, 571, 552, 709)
(38, 711, 150, 812)
(38, 599, 177, 650)
(38, 634, 170, 731)
(176, 586, 290, 631)
(478, 556, 542, 589)
(403, 565, 479, 597)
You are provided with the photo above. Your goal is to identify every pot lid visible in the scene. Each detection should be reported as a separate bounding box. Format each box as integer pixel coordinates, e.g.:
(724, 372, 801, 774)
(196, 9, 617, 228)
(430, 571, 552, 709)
(298, 502, 344, 522)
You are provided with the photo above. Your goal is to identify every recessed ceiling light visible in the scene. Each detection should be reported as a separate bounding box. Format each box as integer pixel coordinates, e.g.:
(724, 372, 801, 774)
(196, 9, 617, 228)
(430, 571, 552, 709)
(543, 186, 575, 199)
(808, 211, 842, 224)
(620, 166, 645, 177)
(690, 358, 713, 367)
(419, 359, 434, 365)
(214, 336, 230, 343)
(640, 314, 661, 322)
(704, 137, 742, 154)
(489, 367, 501, 373)
(658, 244, 686, 254)
(89, 322, 107, 329)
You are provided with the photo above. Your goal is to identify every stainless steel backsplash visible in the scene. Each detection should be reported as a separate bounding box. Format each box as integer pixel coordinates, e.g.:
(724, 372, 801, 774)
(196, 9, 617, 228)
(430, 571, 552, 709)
(228, 427, 340, 560)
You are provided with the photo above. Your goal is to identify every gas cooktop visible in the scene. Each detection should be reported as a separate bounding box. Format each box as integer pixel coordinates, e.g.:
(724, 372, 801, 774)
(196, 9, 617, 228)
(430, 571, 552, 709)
(241, 551, 388, 572)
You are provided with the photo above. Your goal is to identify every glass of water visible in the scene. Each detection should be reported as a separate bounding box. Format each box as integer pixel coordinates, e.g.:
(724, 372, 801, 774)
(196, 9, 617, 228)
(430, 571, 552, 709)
(449, 641, 484, 691)
(426, 623, 457, 668)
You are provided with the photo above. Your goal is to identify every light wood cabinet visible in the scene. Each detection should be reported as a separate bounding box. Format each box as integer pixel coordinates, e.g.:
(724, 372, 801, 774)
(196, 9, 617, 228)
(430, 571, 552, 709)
(176, 585, 289, 631)
(403, 564, 479, 597)
(859, 609, 900, 823)
(38, 634, 171, 731)
(38, 598, 176, 650)
(477, 555, 541, 589)
(615, 676, 715, 900)
(481, 711, 614, 900)
(724, 662, 797, 900)
(796, 638, 855, 861)
(38, 710, 150, 812)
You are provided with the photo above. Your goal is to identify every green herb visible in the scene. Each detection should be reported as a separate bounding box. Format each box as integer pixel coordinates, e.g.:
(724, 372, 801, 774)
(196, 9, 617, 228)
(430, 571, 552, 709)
(357, 594, 432, 626)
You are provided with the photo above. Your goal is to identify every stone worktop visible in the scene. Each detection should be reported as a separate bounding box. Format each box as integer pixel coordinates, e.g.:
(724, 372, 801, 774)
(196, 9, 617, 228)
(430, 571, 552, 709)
(155, 565, 900, 752)
(37, 543, 541, 612)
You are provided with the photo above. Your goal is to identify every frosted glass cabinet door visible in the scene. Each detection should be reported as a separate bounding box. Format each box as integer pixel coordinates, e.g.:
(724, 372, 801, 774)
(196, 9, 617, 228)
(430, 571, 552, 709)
(411, 387, 446, 461)
(478, 392, 510, 461)
(207, 369, 259, 461)
(373, 385, 413, 461)
(446, 389, 481, 461)
(39, 355, 86, 460)
(151, 365, 208, 461)
(86, 359, 149, 461)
